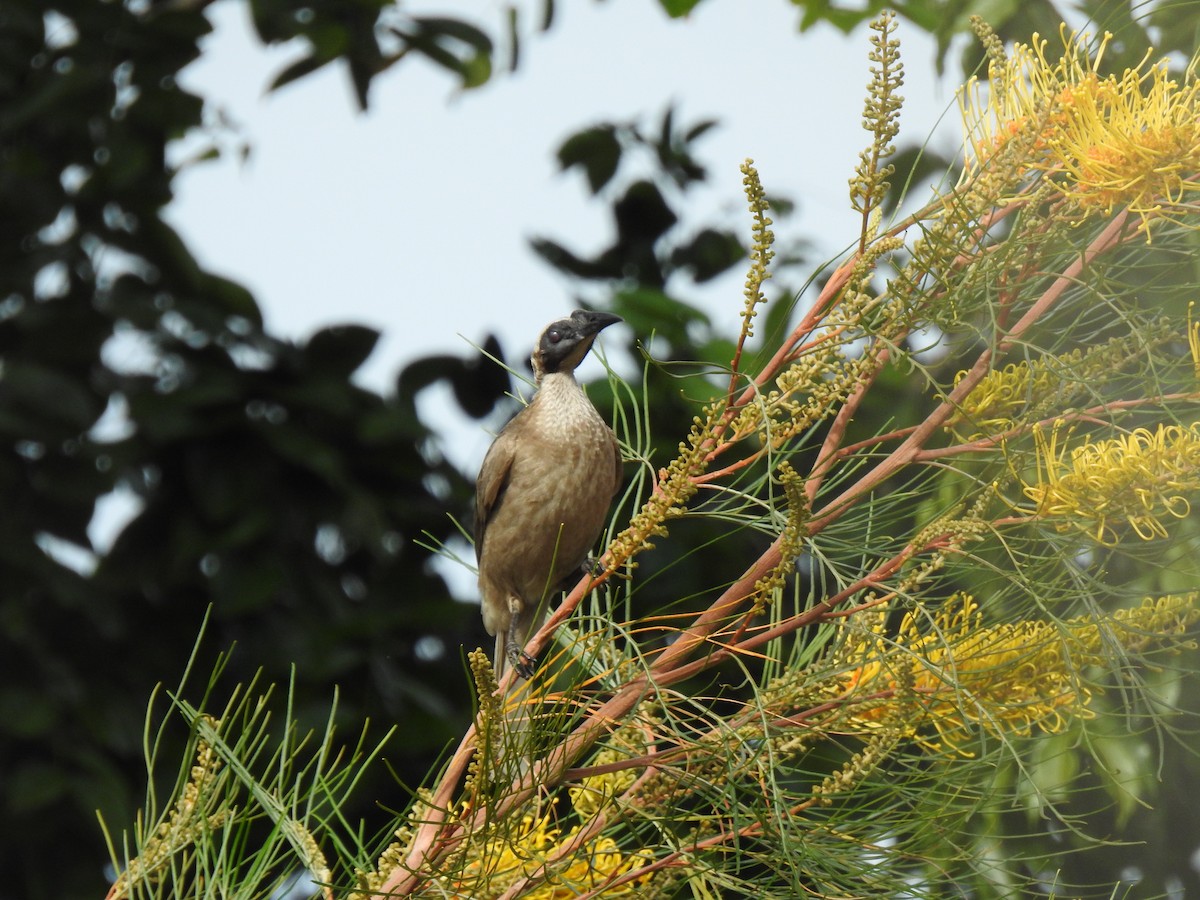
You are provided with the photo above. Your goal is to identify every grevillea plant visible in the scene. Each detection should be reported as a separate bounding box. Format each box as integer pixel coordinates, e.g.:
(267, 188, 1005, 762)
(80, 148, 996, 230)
(106, 14, 1200, 899)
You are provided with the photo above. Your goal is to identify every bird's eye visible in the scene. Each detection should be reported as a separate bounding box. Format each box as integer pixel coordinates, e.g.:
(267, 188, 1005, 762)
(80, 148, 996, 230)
(547, 330, 562, 344)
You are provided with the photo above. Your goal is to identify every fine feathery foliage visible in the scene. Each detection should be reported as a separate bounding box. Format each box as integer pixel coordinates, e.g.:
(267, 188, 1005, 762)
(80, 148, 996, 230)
(107, 16, 1200, 897)
(99, 623, 395, 900)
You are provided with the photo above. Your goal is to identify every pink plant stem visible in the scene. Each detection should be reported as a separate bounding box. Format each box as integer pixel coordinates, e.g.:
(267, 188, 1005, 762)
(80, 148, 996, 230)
(388, 208, 1136, 895)
(806, 209, 1133, 535)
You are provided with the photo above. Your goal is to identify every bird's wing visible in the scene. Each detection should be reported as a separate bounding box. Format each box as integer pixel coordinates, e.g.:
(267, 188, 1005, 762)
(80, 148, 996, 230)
(474, 423, 518, 562)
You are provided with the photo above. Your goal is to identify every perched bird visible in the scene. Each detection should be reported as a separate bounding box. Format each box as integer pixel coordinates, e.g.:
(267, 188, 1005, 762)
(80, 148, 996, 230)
(475, 309, 623, 680)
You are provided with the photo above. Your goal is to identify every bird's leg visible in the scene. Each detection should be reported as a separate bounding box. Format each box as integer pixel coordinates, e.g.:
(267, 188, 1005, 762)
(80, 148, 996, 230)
(505, 633, 537, 679)
(505, 596, 537, 679)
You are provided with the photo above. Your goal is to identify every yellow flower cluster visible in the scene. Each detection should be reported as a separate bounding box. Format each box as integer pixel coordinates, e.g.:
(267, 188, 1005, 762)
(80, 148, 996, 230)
(568, 727, 646, 820)
(1190, 301, 1200, 379)
(836, 592, 1197, 752)
(947, 359, 1062, 435)
(947, 323, 1183, 438)
(446, 808, 653, 899)
(1023, 421, 1200, 542)
(960, 27, 1200, 236)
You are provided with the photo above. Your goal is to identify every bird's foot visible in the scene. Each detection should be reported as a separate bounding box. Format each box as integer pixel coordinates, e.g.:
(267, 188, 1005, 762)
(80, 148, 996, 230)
(506, 642, 538, 679)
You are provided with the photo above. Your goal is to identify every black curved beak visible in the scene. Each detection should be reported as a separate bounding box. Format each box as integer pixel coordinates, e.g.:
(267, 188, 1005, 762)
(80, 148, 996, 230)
(570, 309, 622, 337)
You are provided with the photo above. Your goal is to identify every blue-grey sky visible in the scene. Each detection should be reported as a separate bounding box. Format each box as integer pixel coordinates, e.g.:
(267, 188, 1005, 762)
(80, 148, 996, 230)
(166, 0, 962, 406)
(84, 0, 965, 582)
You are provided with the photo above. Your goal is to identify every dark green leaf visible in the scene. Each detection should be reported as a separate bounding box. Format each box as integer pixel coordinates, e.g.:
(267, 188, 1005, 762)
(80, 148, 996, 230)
(891, 0, 946, 33)
(304, 325, 380, 376)
(697, 336, 738, 367)
(764, 193, 796, 216)
(0, 362, 99, 431)
(258, 422, 347, 482)
(658, 0, 707, 17)
(529, 237, 615, 280)
(199, 273, 263, 327)
(671, 227, 744, 283)
(507, 5, 520, 71)
(0, 687, 58, 738)
(684, 118, 719, 142)
(795, 0, 881, 33)
(612, 287, 710, 346)
(557, 125, 622, 193)
(459, 52, 492, 90)
(269, 53, 333, 94)
(216, 558, 285, 614)
(7, 762, 69, 813)
(614, 180, 677, 243)
(412, 17, 495, 54)
(249, 0, 295, 43)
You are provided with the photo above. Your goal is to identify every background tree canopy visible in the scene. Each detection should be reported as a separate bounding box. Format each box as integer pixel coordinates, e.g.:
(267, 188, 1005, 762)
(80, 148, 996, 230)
(2, 1, 1198, 898)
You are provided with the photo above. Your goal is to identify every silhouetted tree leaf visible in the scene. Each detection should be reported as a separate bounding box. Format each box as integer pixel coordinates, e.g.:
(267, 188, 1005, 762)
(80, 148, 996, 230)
(394, 16, 496, 90)
(614, 180, 677, 244)
(269, 52, 332, 93)
(529, 236, 621, 280)
(557, 125, 623, 193)
(304, 325, 381, 377)
(685, 117, 719, 141)
(413, 16, 494, 53)
(659, 0, 708, 15)
(671, 227, 744, 282)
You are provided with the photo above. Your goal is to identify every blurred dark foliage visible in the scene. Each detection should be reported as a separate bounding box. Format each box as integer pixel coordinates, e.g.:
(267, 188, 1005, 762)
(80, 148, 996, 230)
(780, 0, 1199, 80)
(0, 2, 512, 896)
(0, 3, 774, 896)
(3, 0, 1198, 897)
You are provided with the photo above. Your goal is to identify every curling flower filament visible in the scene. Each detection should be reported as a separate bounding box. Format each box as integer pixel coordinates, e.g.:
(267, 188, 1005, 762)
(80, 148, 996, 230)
(444, 808, 653, 899)
(1022, 421, 1200, 543)
(960, 28, 1200, 236)
(947, 360, 1060, 435)
(1189, 301, 1200, 379)
(835, 593, 1197, 753)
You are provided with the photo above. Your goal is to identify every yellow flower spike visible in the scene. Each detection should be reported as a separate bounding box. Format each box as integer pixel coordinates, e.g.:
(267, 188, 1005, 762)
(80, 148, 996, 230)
(108, 719, 232, 899)
(569, 746, 640, 821)
(1022, 422, 1200, 543)
(948, 360, 1061, 435)
(960, 27, 1200, 238)
(442, 800, 656, 898)
(946, 328, 1182, 438)
(1189, 301, 1200, 380)
(832, 592, 1198, 754)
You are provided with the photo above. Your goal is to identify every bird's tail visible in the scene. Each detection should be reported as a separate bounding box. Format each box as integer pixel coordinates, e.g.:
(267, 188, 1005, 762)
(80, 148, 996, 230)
(493, 631, 509, 681)
(492, 605, 545, 770)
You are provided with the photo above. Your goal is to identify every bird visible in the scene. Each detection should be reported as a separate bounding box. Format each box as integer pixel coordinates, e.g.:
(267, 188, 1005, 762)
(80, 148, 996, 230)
(474, 309, 623, 681)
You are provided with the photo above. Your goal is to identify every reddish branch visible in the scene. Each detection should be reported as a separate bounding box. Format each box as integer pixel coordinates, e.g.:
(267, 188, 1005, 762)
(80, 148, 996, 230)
(382, 206, 1140, 896)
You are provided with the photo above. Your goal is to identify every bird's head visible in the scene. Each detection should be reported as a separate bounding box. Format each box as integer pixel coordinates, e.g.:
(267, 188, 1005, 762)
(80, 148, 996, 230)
(531, 309, 622, 381)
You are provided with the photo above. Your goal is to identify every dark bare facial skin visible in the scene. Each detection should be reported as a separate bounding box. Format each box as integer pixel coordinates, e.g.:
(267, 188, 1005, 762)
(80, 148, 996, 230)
(536, 310, 622, 375)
